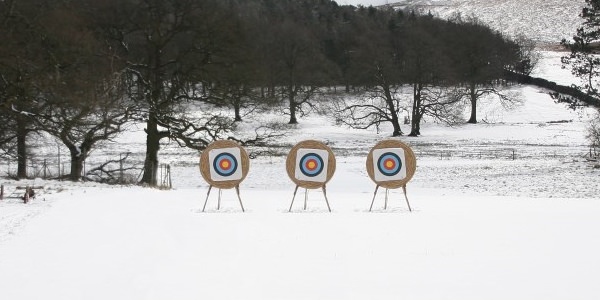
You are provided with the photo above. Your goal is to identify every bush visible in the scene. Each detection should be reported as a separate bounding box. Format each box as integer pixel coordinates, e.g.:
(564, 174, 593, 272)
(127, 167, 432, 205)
(587, 111, 600, 158)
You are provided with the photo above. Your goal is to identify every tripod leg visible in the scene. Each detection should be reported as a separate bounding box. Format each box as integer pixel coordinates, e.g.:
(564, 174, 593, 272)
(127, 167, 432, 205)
(288, 185, 299, 212)
(402, 185, 412, 212)
(369, 185, 380, 212)
(304, 188, 308, 210)
(235, 185, 245, 212)
(202, 185, 213, 212)
(322, 186, 332, 212)
(218, 189, 222, 210)
(384, 188, 389, 210)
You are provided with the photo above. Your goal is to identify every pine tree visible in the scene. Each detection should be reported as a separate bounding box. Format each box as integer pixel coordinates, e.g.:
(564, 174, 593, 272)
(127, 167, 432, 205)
(561, 0, 600, 97)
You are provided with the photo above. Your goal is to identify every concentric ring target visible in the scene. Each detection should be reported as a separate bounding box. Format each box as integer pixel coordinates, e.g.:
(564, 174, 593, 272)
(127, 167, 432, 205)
(377, 152, 402, 177)
(200, 141, 249, 189)
(212, 152, 238, 177)
(299, 153, 324, 177)
(286, 140, 336, 189)
(366, 140, 416, 189)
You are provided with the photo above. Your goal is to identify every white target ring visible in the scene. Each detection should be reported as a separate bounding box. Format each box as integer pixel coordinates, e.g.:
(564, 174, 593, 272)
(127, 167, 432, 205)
(373, 148, 407, 182)
(295, 148, 329, 183)
(209, 147, 243, 181)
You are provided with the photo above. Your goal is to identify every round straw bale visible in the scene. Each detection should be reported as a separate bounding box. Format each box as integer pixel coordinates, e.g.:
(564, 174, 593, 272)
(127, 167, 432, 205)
(366, 139, 416, 189)
(199, 140, 250, 189)
(286, 140, 336, 189)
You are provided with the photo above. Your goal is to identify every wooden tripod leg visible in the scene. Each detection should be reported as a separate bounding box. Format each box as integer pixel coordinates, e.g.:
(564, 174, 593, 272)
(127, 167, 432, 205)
(322, 185, 332, 212)
(402, 185, 412, 212)
(384, 188, 389, 210)
(304, 188, 308, 211)
(218, 189, 222, 210)
(202, 185, 213, 212)
(235, 185, 245, 212)
(369, 185, 380, 212)
(288, 185, 299, 212)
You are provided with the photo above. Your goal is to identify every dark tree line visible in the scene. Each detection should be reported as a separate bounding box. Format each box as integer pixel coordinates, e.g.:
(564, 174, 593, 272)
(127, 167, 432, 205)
(0, 0, 527, 184)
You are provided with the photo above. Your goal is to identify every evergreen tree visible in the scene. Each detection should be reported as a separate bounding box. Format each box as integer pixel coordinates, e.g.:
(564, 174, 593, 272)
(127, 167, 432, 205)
(562, 0, 600, 97)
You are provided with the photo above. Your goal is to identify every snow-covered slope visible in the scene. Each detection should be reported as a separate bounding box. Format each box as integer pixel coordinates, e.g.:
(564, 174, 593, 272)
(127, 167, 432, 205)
(386, 0, 584, 45)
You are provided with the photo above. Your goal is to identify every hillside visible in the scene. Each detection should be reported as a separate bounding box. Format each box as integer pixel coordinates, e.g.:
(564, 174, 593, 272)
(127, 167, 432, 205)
(385, 0, 584, 46)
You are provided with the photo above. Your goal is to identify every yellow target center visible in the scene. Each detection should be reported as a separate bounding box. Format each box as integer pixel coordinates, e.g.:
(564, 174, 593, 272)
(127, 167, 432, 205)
(307, 161, 316, 169)
(221, 161, 230, 169)
(385, 160, 394, 169)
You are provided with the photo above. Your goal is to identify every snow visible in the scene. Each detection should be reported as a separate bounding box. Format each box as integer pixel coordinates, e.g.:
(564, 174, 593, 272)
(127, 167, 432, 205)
(387, 0, 584, 45)
(1, 187, 599, 299)
(1, 51, 600, 299)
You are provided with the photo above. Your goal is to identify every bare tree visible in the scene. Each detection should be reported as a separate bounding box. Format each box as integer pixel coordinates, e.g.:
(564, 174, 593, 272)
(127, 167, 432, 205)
(333, 84, 408, 135)
(409, 86, 464, 136)
(36, 72, 131, 181)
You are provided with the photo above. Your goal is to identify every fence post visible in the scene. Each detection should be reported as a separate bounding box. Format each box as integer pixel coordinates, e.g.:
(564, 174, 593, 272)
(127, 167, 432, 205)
(512, 149, 516, 160)
(1, 184, 4, 200)
(119, 153, 124, 184)
(57, 145, 61, 179)
(168, 165, 172, 189)
(43, 159, 47, 179)
(24, 186, 29, 204)
(160, 164, 164, 187)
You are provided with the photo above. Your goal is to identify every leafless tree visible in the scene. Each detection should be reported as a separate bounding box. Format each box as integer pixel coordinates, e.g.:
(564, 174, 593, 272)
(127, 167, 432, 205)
(36, 72, 131, 181)
(409, 86, 464, 136)
(333, 83, 407, 136)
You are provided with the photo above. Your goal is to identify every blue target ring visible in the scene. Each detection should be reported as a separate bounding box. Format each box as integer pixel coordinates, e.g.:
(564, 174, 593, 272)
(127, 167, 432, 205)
(213, 152, 238, 177)
(377, 152, 402, 177)
(299, 153, 324, 177)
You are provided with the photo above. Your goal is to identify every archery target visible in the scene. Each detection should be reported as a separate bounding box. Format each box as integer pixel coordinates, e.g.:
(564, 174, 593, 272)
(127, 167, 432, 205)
(295, 148, 329, 182)
(373, 148, 407, 182)
(209, 147, 243, 181)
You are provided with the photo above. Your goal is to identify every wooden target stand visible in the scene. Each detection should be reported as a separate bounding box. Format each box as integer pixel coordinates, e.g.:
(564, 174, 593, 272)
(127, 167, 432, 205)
(366, 139, 417, 212)
(199, 140, 250, 212)
(286, 140, 336, 212)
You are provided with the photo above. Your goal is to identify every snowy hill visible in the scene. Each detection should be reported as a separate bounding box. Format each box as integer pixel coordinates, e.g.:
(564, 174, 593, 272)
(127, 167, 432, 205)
(385, 0, 584, 46)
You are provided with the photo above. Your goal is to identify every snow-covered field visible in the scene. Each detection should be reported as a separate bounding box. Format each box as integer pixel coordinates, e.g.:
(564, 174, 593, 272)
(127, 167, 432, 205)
(1, 48, 600, 299)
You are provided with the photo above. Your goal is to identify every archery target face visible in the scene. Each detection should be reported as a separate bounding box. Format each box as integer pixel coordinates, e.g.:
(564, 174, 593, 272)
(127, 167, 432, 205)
(295, 148, 329, 182)
(209, 147, 243, 181)
(373, 148, 407, 182)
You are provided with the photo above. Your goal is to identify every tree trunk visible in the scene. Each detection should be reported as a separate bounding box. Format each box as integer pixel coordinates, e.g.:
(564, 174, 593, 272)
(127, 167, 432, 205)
(382, 84, 402, 136)
(69, 151, 85, 181)
(233, 98, 242, 122)
(409, 113, 422, 137)
(409, 83, 422, 137)
(141, 115, 160, 186)
(288, 85, 298, 124)
(16, 115, 27, 179)
(467, 83, 478, 124)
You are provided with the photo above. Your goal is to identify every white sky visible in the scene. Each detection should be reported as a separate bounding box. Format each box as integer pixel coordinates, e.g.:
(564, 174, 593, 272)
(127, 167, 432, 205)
(336, 0, 390, 6)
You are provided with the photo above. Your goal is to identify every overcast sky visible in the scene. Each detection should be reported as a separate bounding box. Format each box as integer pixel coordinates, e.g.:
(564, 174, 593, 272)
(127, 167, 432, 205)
(336, 0, 391, 7)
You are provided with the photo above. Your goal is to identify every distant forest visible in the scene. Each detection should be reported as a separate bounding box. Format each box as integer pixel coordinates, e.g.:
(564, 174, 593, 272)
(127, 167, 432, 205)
(0, 0, 531, 184)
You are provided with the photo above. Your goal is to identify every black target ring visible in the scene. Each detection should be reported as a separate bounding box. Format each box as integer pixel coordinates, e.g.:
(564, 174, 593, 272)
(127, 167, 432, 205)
(213, 152, 239, 177)
(299, 153, 324, 177)
(377, 152, 402, 177)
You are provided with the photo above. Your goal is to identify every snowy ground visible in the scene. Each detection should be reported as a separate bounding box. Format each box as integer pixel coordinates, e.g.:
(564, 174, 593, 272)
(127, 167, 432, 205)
(1, 187, 599, 300)
(1, 50, 599, 299)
